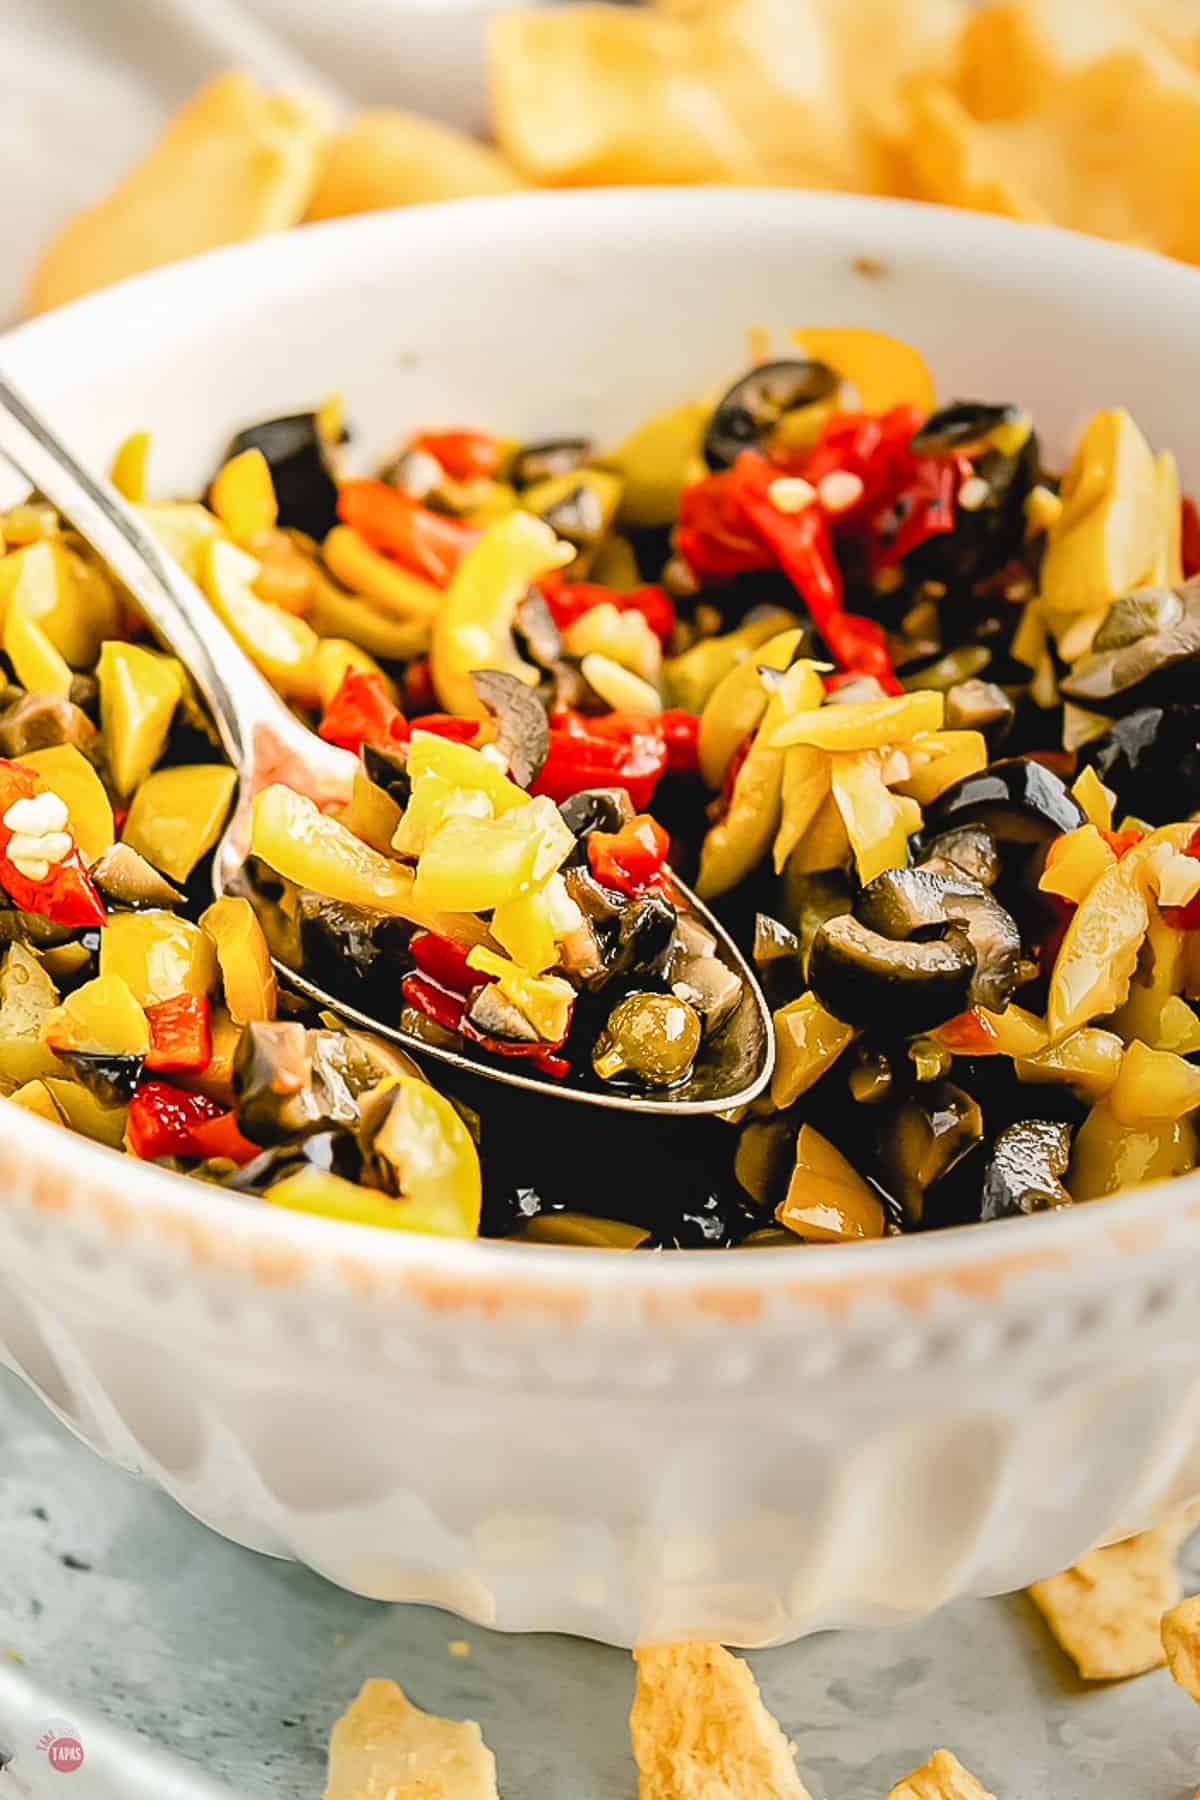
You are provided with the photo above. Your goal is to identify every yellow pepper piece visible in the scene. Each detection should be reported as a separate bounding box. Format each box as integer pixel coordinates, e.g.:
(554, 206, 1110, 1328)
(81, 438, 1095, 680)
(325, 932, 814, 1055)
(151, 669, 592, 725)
(340, 770, 403, 857)
(1015, 1028, 1124, 1102)
(0, 538, 119, 668)
(430, 512, 573, 718)
(306, 576, 431, 663)
(323, 525, 443, 622)
(209, 447, 278, 543)
(605, 398, 709, 529)
(523, 467, 623, 563)
(790, 327, 936, 414)
(137, 501, 226, 580)
(266, 1075, 481, 1237)
(1110, 915, 1200, 1056)
(785, 789, 852, 877)
(777, 1122, 885, 1243)
(663, 610, 797, 714)
(45, 1077, 127, 1149)
(1070, 764, 1115, 832)
(109, 430, 151, 503)
(1069, 1100, 1196, 1201)
(0, 942, 60, 1091)
(491, 885, 561, 975)
(514, 1213, 649, 1247)
(580, 653, 661, 715)
(43, 973, 149, 1057)
(563, 605, 661, 685)
(3, 598, 73, 697)
(830, 752, 922, 886)
(122, 763, 236, 883)
(1109, 1039, 1200, 1126)
(16, 744, 114, 865)
(96, 640, 184, 798)
(1154, 449, 1184, 586)
(252, 783, 420, 915)
(99, 910, 218, 1008)
(1039, 823, 1117, 906)
(315, 637, 395, 711)
(771, 689, 943, 752)
(200, 896, 277, 1025)
(773, 745, 830, 875)
(894, 730, 987, 807)
(466, 946, 575, 1042)
(770, 991, 854, 1111)
(588, 533, 640, 591)
(1040, 409, 1163, 615)
(392, 777, 492, 861)
(976, 1004, 1049, 1058)
(202, 538, 321, 704)
(7, 1078, 65, 1124)
(414, 798, 573, 914)
(698, 626, 805, 790)
(696, 660, 824, 900)
(409, 732, 528, 815)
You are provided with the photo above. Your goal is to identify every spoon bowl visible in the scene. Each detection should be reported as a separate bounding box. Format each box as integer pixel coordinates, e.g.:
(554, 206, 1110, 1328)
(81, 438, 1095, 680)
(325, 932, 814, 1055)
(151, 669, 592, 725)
(0, 372, 775, 1115)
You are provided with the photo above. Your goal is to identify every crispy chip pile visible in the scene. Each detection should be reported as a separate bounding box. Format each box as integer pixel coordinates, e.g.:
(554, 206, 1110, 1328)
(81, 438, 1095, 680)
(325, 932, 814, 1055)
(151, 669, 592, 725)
(630, 1641, 813, 1800)
(323, 1678, 498, 1800)
(1163, 1593, 1200, 1702)
(1027, 1522, 1185, 1681)
(886, 1747, 997, 1800)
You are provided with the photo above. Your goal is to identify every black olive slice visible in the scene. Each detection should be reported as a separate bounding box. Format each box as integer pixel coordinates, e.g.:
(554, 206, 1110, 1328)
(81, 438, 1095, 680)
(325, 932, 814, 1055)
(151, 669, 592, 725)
(920, 757, 1085, 846)
(980, 1119, 1072, 1220)
(511, 439, 592, 488)
(1061, 576, 1200, 711)
(703, 359, 839, 470)
(808, 913, 975, 1035)
(910, 400, 1027, 456)
(469, 669, 549, 788)
(224, 413, 340, 539)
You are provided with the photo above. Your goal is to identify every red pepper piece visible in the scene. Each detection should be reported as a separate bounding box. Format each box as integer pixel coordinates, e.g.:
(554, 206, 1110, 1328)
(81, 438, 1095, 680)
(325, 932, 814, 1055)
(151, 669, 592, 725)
(532, 709, 669, 812)
(402, 971, 467, 1034)
(0, 760, 106, 930)
(937, 1009, 998, 1053)
(588, 814, 670, 897)
(1158, 824, 1200, 928)
(658, 708, 701, 775)
(409, 930, 482, 995)
(1035, 892, 1076, 978)
(544, 582, 675, 644)
(410, 429, 502, 483)
(1183, 498, 1200, 579)
(318, 670, 410, 754)
(459, 1013, 571, 1072)
(185, 1110, 260, 1165)
(145, 994, 212, 1072)
(407, 713, 480, 744)
(337, 479, 480, 586)
(126, 1082, 226, 1160)
(1099, 826, 1147, 859)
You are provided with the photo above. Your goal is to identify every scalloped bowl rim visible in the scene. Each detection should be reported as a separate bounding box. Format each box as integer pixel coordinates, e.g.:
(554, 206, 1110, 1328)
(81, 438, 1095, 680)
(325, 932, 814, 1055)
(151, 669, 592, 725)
(3, 188, 1200, 1321)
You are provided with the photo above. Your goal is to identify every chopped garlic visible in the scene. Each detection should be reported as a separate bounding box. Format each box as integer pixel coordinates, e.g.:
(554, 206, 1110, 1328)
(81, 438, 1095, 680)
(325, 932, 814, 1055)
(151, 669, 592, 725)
(817, 470, 864, 514)
(767, 476, 816, 514)
(580, 653, 662, 715)
(2, 792, 69, 836)
(1150, 843, 1200, 910)
(958, 475, 990, 511)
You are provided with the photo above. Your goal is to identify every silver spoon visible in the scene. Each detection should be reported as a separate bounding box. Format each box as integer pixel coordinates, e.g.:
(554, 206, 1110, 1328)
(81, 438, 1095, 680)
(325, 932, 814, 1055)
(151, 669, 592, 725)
(0, 373, 774, 1114)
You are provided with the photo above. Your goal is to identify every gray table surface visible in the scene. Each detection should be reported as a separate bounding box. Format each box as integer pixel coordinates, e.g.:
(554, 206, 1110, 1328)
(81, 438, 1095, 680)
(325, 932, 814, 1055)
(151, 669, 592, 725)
(2, 1368, 1200, 1799)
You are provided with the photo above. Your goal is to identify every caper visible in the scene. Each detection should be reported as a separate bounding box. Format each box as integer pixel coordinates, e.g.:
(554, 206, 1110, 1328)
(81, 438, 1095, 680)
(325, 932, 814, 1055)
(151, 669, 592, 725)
(592, 992, 702, 1088)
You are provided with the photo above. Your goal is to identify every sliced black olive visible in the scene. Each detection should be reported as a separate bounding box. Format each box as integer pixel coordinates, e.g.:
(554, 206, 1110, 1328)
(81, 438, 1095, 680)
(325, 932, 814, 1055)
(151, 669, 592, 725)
(0, 693, 96, 757)
(225, 413, 339, 539)
(536, 481, 606, 549)
(610, 892, 678, 982)
(469, 669, 549, 788)
(558, 787, 634, 841)
(910, 400, 1028, 456)
(980, 1119, 1072, 1220)
(513, 588, 563, 670)
(465, 983, 539, 1042)
(671, 954, 742, 1036)
(1061, 576, 1200, 711)
(878, 1080, 984, 1225)
(920, 822, 1000, 887)
(54, 1051, 143, 1106)
(944, 678, 1015, 747)
(753, 912, 801, 965)
(90, 843, 184, 909)
(228, 1127, 365, 1193)
(920, 757, 1084, 846)
(703, 359, 839, 470)
(233, 1022, 377, 1146)
(1077, 703, 1200, 824)
(808, 913, 975, 1035)
(855, 865, 1022, 1013)
(510, 439, 592, 488)
(297, 892, 411, 990)
(361, 741, 411, 808)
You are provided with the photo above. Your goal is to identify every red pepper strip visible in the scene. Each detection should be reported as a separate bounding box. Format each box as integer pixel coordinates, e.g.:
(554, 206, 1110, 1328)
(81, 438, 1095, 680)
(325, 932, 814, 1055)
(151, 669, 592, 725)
(544, 582, 676, 645)
(676, 466, 776, 582)
(1159, 824, 1200, 928)
(408, 713, 480, 744)
(145, 994, 212, 1072)
(936, 1009, 999, 1054)
(337, 479, 480, 587)
(1099, 826, 1147, 859)
(126, 1082, 255, 1163)
(658, 708, 701, 775)
(588, 814, 670, 897)
(532, 710, 669, 812)
(410, 429, 502, 483)
(1183, 498, 1200, 579)
(409, 930, 482, 994)
(403, 971, 571, 1078)
(0, 760, 106, 929)
(319, 670, 410, 754)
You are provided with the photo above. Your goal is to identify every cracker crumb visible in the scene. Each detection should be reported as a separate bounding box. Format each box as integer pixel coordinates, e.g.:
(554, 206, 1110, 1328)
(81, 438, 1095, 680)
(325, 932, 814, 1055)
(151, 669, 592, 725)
(1163, 1593, 1200, 1700)
(1027, 1524, 1182, 1679)
(853, 255, 889, 280)
(3, 1648, 24, 1665)
(448, 1640, 471, 1660)
(324, 1679, 497, 1800)
(886, 1748, 996, 1799)
(630, 1641, 812, 1799)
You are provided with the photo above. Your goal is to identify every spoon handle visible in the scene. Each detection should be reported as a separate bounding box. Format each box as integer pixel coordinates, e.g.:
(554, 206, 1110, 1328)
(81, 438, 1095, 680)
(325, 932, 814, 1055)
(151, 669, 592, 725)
(0, 371, 309, 775)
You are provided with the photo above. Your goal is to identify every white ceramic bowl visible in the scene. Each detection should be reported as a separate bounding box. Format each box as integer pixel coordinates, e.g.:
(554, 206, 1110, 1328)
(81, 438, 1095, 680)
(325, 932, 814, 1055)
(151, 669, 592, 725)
(4, 192, 1200, 1649)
